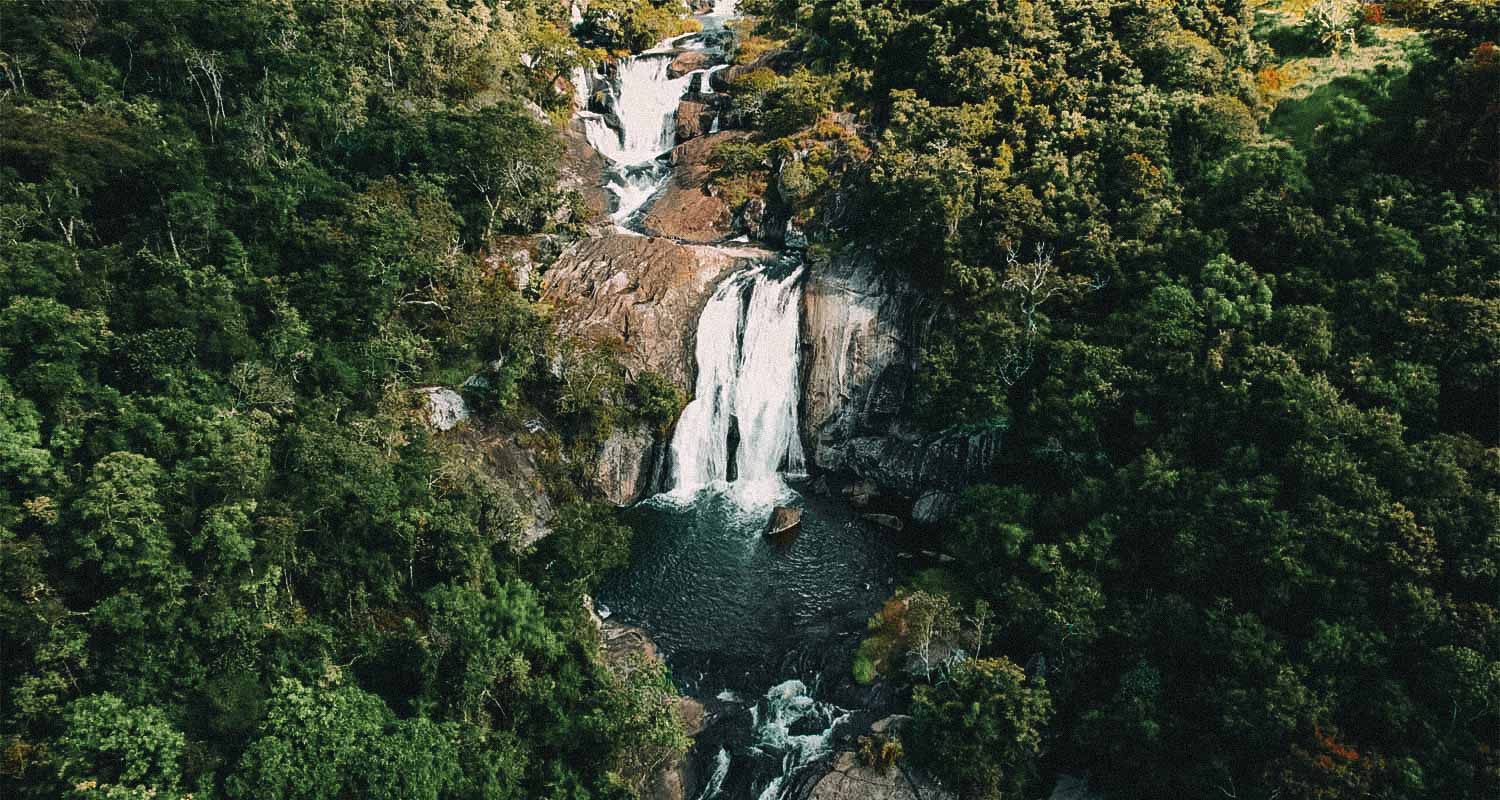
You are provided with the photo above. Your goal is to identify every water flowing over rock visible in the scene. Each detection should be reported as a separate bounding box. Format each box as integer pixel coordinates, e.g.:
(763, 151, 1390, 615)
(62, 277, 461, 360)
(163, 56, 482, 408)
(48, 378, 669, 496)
(668, 260, 807, 497)
(542, 234, 759, 393)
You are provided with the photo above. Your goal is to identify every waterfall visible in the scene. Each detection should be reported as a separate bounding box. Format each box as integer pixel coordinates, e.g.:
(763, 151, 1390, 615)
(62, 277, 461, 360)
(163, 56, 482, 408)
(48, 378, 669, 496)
(668, 261, 806, 498)
(587, 55, 694, 163)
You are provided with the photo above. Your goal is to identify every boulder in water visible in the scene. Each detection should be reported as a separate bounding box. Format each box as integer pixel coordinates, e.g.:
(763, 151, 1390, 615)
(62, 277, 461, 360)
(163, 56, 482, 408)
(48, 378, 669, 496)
(766, 505, 802, 536)
(861, 513, 903, 532)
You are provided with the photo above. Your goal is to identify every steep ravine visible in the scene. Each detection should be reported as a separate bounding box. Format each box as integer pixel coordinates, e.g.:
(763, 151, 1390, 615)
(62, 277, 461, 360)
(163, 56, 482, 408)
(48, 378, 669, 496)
(548, 3, 974, 798)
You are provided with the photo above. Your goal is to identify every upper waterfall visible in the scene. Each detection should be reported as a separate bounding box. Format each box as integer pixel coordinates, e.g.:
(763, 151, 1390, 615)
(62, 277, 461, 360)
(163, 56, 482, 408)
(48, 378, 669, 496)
(668, 261, 806, 500)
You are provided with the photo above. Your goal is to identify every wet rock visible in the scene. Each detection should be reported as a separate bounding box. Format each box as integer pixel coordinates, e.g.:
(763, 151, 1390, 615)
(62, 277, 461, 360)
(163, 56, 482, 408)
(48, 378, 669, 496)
(595, 423, 657, 506)
(766, 505, 802, 536)
(800, 249, 914, 465)
(911, 490, 958, 525)
(667, 49, 712, 78)
(862, 513, 903, 532)
(559, 117, 611, 224)
(801, 249, 1000, 495)
(842, 479, 877, 508)
(416, 387, 469, 431)
(542, 233, 764, 393)
(639, 131, 750, 243)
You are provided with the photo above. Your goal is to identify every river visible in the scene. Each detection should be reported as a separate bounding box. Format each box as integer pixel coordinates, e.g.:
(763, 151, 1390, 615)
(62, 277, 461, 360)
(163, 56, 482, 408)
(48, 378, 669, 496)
(574, 2, 906, 796)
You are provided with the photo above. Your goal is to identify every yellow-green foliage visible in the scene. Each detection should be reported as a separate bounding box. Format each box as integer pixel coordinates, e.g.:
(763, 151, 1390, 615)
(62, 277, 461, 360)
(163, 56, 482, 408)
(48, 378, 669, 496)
(857, 733, 905, 771)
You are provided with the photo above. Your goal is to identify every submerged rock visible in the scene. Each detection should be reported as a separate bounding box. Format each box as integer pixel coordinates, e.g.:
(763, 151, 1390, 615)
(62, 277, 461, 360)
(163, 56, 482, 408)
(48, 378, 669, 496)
(862, 513, 903, 532)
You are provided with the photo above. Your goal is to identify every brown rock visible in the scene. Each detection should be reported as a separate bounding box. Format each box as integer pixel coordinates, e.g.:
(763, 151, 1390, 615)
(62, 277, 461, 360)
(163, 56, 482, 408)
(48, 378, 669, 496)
(766, 505, 802, 536)
(559, 118, 611, 224)
(639, 131, 750, 243)
(542, 233, 769, 393)
(674, 99, 714, 142)
(667, 49, 712, 78)
(808, 751, 955, 800)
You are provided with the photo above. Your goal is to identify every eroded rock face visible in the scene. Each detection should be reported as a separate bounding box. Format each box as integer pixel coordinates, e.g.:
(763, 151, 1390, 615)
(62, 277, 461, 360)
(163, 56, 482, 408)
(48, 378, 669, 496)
(800, 249, 1000, 496)
(639, 131, 749, 243)
(559, 118, 611, 225)
(800, 250, 916, 471)
(473, 428, 556, 547)
(673, 99, 714, 142)
(595, 423, 658, 506)
(542, 233, 757, 393)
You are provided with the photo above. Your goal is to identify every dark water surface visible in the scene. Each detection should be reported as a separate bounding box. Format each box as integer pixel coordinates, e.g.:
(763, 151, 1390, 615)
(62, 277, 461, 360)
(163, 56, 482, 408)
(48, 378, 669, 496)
(597, 482, 903, 798)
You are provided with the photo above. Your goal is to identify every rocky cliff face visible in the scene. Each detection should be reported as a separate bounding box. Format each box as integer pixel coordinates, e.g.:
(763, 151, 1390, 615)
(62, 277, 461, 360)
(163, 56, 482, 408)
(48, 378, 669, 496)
(541, 233, 756, 392)
(800, 250, 998, 505)
(543, 234, 772, 504)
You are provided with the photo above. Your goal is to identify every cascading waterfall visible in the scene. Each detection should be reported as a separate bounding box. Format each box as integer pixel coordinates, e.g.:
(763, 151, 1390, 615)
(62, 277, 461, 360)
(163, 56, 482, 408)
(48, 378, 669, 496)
(667, 262, 806, 498)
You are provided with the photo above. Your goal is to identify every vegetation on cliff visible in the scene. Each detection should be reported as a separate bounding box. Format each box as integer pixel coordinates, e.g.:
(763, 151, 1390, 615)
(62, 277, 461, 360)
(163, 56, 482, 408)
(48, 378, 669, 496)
(0, 1, 685, 797)
(726, 0, 1498, 797)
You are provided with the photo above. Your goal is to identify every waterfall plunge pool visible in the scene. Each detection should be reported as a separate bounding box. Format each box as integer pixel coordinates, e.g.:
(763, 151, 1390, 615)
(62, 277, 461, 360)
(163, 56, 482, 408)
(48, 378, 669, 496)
(598, 483, 904, 799)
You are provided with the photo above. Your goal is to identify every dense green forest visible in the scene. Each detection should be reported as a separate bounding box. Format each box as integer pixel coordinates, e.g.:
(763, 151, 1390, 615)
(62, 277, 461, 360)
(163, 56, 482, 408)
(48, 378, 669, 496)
(722, 0, 1498, 797)
(1, 1, 687, 798)
(3, 0, 1498, 799)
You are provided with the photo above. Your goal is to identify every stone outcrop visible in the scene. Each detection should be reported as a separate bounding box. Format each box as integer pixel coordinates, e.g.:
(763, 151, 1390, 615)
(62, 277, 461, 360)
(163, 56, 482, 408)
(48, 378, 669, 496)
(467, 427, 556, 546)
(416, 387, 469, 431)
(911, 490, 958, 524)
(668, 50, 712, 78)
(559, 118, 611, 225)
(673, 99, 715, 142)
(542, 233, 765, 393)
(800, 249, 1000, 497)
(639, 131, 749, 243)
(594, 422, 658, 506)
(807, 751, 954, 800)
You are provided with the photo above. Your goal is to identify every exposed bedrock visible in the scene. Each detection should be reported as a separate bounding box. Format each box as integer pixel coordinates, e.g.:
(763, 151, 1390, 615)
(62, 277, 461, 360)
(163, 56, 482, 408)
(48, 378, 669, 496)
(543, 233, 771, 504)
(639, 131, 749, 243)
(800, 249, 999, 502)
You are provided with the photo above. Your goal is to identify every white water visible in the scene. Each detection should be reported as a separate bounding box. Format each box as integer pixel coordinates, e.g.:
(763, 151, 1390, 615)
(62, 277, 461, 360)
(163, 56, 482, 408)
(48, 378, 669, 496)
(667, 263, 806, 501)
(586, 56, 695, 164)
(696, 748, 732, 800)
(750, 680, 846, 800)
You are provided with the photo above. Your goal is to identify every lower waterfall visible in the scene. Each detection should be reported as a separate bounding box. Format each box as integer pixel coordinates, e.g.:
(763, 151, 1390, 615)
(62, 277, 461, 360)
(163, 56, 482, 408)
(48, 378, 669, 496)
(667, 261, 806, 498)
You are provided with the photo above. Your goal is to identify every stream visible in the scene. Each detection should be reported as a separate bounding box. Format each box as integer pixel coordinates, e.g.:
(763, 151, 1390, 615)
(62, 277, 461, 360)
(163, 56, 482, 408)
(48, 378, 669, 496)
(576, 3, 902, 796)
